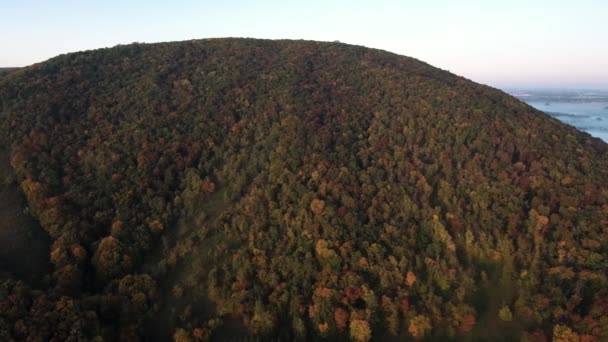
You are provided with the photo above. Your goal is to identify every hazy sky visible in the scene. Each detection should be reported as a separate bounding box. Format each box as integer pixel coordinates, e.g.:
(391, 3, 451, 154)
(2, 0, 607, 89)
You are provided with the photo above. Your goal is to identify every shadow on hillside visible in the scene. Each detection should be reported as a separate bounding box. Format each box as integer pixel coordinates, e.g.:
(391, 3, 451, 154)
(0, 149, 51, 288)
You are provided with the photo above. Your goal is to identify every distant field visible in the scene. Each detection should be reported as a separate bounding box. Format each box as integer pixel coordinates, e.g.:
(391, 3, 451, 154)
(0, 68, 18, 76)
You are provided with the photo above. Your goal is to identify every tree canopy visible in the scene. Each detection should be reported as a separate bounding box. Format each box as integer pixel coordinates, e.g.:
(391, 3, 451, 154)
(1, 38, 608, 341)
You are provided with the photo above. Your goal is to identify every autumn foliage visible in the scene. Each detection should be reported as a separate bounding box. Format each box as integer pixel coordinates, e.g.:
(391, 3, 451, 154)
(0, 38, 608, 340)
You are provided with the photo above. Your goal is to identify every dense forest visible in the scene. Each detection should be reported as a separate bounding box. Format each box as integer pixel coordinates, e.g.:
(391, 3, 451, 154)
(1, 38, 607, 341)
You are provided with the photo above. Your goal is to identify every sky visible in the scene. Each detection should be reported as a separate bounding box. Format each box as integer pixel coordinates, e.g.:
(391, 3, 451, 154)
(1, 0, 607, 90)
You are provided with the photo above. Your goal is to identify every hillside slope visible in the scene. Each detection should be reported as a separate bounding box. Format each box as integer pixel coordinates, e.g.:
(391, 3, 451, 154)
(0, 68, 18, 77)
(1, 38, 607, 341)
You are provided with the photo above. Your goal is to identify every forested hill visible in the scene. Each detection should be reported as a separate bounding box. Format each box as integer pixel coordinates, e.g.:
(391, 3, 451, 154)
(1, 38, 607, 341)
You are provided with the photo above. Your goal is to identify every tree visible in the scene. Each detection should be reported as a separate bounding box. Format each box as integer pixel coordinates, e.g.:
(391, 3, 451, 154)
(349, 319, 372, 342)
(93, 236, 130, 281)
(406, 271, 417, 287)
(173, 328, 191, 342)
(334, 307, 350, 331)
(553, 324, 580, 342)
(117, 274, 159, 321)
(460, 314, 476, 332)
(408, 315, 431, 339)
(499, 305, 513, 322)
(250, 300, 276, 335)
(311, 198, 326, 215)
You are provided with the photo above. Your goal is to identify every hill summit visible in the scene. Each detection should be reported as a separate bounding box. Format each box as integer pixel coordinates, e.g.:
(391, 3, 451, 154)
(1, 38, 607, 341)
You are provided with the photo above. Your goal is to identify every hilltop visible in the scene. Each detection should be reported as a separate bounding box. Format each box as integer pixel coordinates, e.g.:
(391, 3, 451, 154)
(0, 38, 607, 341)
